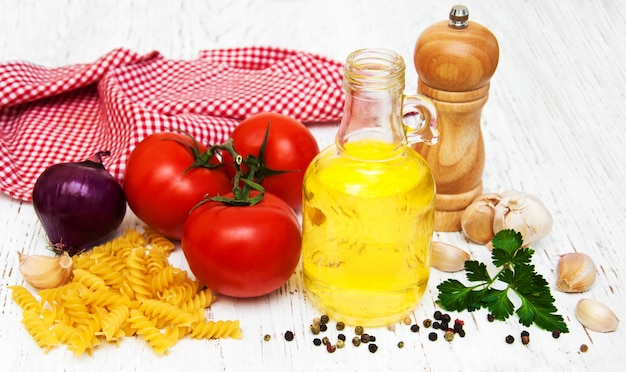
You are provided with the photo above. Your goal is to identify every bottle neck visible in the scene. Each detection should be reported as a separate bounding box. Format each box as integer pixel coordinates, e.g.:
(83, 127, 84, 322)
(336, 49, 408, 157)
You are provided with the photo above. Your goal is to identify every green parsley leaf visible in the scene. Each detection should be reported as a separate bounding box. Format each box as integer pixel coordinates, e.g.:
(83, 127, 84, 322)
(436, 229, 569, 334)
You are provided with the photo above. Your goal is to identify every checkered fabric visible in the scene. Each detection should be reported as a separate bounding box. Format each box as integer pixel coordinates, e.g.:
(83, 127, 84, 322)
(0, 47, 344, 201)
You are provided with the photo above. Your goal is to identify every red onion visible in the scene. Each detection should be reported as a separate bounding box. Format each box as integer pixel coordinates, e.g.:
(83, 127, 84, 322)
(32, 151, 127, 256)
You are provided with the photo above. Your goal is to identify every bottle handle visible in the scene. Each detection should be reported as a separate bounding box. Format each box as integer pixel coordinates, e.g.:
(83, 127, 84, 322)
(402, 94, 439, 146)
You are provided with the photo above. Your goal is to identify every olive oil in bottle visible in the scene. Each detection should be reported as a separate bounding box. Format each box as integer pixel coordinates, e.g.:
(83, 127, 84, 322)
(301, 48, 439, 326)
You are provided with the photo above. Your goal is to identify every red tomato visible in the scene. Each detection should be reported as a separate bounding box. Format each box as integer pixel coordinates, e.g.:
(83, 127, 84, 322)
(123, 132, 232, 240)
(181, 192, 302, 298)
(222, 112, 319, 210)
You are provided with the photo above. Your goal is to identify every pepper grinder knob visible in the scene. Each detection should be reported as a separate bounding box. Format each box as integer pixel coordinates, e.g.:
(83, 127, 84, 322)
(413, 5, 499, 232)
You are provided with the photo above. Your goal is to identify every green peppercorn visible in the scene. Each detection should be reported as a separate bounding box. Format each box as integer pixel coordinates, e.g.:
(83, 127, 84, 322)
(322, 336, 329, 345)
(505, 335, 514, 344)
(310, 323, 321, 334)
(354, 325, 364, 335)
(422, 319, 432, 328)
(397, 341, 405, 349)
(580, 344, 589, 353)
(320, 314, 330, 324)
(368, 344, 378, 353)
(444, 330, 455, 342)
(428, 332, 437, 341)
(352, 336, 361, 347)
(313, 338, 322, 346)
(336, 321, 345, 331)
(336, 339, 345, 349)
(312, 317, 321, 326)
(263, 334, 271, 341)
(284, 331, 294, 341)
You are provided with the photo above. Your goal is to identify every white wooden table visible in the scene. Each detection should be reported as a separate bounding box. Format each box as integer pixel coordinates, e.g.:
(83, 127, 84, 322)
(1, 0, 625, 371)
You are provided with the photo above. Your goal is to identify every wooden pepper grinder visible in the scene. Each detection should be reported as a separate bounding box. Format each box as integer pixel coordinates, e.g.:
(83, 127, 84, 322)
(413, 5, 499, 231)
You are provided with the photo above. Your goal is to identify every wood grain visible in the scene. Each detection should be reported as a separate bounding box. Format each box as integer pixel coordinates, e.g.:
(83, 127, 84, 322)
(1, 0, 625, 371)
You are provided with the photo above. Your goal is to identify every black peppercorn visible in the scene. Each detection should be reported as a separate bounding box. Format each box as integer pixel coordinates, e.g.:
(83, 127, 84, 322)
(552, 329, 561, 339)
(360, 333, 370, 343)
(442, 313, 451, 323)
(487, 313, 495, 322)
(410, 324, 420, 333)
(368, 344, 378, 353)
(457, 329, 466, 338)
(433, 310, 443, 320)
(337, 333, 346, 341)
(320, 314, 330, 324)
(319, 323, 328, 332)
(428, 332, 438, 341)
(313, 338, 322, 346)
(505, 335, 514, 344)
(432, 321, 441, 329)
(284, 331, 294, 341)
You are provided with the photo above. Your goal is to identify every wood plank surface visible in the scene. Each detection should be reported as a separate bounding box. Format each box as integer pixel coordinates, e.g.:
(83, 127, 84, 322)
(1, 0, 624, 371)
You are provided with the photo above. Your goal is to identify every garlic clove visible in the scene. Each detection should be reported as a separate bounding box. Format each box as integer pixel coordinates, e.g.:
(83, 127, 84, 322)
(430, 241, 471, 272)
(492, 189, 553, 248)
(575, 298, 619, 333)
(461, 193, 500, 244)
(18, 251, 73, 290)
(556, 252, 596, 293)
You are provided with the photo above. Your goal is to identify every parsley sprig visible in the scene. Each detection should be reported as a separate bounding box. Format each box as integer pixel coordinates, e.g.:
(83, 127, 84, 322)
(436, 229, 569, 333)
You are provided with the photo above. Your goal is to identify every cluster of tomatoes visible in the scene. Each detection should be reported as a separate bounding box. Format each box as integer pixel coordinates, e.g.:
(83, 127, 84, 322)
(122, 112, 320, 298)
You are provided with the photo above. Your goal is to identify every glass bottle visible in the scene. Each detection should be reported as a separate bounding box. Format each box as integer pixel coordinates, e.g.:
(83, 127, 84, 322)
(301, 48, 439, 326)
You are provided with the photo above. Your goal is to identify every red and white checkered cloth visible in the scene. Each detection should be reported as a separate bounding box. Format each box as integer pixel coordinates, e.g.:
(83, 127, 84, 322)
(0, 47, 344, 201)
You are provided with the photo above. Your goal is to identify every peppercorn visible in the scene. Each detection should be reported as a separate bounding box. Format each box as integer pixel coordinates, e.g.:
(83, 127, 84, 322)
(336, 321, 345, 331)
(552, 329, 561, 339)
(457, 329, 466, 338)
(521, 330, 529, 337)
(453, 322, 463, 333)
(432, 321, 441, 329)
(444, 330, 455, 342)
(337, 333, 346, 341)
(433, 310, 443, 320)
(284, 331, 294, 341)
(313, 338, 322, 346)
(369, 335, 376, 342)
(487, 313, 495, 322)
(387, 323, 395, 331)
(360, 333, 370, 343)
(336, 339, 345, 349)
(310, 324, 321, 334)
(505, 335, 514, 344)
(322, 336, 329, 345)
(263, 334, 271, 341)
(368, 344, 378, 353)
(312, 317, 321, 326)
(352, 336, 361, 346)
(521, 335, 530, 345)
(355, 325, 364, 335)
(320, 314, 330, 324)
(580, 344, 589, 353)
(319, 323, 327, 332)
(440, 321, 449, 330)
(442, 313, 451, 323)
(326, 342, 336, 353)
(410, 324, 420, 333)
(403, 316, 412, 325)
(428, 332, 438, 341)
(397, 341, 405, 348)
(423, 319, 432, 328)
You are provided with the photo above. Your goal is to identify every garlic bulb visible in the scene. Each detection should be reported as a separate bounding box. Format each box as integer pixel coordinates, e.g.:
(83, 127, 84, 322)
(556, 253, 596, 293)
(18, 251, 73, 290)
(461, 193, 500, 244)
(576, 298, 619, 333)
(430, 241, 470, 272)
(492, 189, 553, 247)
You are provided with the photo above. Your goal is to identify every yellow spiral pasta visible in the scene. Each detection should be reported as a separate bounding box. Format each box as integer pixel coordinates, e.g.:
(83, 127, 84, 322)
(10, 227, 241, 356)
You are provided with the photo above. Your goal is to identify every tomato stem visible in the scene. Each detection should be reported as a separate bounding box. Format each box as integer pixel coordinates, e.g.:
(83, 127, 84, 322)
(162, 129, 222, 173)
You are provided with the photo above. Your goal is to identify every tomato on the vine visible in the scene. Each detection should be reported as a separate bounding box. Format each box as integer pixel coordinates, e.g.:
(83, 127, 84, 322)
(181, 192, 302, 298)
(123, 132, 232, 240)
(222, 112, 319, 210)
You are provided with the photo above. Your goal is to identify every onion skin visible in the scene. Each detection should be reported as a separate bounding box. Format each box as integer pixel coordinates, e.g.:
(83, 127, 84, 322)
(32, 152, 127, 256)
